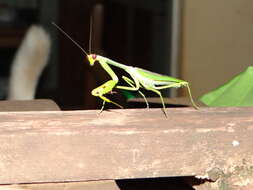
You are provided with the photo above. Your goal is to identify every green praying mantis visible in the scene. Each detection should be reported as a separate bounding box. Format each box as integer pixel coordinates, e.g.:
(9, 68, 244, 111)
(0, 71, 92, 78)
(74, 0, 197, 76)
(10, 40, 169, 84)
(52, 22, 199, 117)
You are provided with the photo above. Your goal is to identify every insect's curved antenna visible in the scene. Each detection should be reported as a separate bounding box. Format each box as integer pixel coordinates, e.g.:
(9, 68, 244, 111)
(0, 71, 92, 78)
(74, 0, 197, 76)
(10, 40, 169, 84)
(52, 22, 89, 56)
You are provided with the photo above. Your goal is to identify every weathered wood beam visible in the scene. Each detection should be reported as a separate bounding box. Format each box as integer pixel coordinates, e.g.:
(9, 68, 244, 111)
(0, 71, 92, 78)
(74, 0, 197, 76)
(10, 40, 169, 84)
(0, 107, 252, 187)
(0, 99, 60, 112)
(0, 180, 119, 190)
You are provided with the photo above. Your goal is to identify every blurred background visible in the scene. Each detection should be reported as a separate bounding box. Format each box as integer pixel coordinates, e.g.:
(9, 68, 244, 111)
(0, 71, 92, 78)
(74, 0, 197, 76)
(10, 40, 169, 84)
(0, 0, 252, 110)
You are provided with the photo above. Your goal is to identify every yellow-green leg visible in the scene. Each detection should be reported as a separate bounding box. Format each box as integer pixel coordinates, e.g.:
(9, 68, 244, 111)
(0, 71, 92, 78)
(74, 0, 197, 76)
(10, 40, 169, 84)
(144, 87, 167, 117)
(186, 84, 199, 109)
(98, 95, 123, 114)
(99, 100, 106, 114)
(154, 82, 199, 109)
(91, 80, 123, 113)
(118, 76, 149, 109)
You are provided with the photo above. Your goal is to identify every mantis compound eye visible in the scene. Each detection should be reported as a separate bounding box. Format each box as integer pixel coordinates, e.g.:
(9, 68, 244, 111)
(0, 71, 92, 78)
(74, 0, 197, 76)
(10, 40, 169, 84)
(91, 54, 97, 60)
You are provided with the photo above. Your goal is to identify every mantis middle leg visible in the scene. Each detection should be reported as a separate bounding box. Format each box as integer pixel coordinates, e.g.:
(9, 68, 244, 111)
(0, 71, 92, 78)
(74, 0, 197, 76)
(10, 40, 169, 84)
(117, 76, 149, 108)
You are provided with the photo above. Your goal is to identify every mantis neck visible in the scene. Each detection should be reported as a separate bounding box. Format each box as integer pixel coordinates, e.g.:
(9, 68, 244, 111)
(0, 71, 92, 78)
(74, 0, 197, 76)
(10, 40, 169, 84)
(97, 55, 130, 70)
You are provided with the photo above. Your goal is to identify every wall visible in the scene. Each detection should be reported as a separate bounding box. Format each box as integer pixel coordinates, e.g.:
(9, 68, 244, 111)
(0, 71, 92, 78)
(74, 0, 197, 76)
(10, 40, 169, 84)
(181, 0, 253, 98)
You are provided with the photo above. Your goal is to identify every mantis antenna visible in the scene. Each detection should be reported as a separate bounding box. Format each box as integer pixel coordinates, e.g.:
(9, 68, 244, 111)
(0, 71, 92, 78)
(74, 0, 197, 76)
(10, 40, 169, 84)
(52, 22, 89, 56)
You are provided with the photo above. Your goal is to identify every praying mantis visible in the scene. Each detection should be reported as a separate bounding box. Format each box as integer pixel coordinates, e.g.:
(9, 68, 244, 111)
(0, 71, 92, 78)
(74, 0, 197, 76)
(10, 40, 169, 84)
(52, 22, 198, 117)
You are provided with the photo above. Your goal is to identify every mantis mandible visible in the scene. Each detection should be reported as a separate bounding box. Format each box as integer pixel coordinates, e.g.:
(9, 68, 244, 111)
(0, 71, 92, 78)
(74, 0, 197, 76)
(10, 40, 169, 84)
(52, 22, 199, 116)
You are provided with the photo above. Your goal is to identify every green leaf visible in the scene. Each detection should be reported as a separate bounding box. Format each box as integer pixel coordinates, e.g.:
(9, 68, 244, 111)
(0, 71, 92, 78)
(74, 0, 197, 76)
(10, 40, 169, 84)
(200, 66, 253, 106)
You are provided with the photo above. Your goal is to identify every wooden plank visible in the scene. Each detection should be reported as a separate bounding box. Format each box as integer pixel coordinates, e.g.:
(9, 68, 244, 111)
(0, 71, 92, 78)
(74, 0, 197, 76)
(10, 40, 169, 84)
(0, 107, 252, 185)
(0, 178, 194, 190)
(0, 180, 119, 190)
(0, 99, 60, 111)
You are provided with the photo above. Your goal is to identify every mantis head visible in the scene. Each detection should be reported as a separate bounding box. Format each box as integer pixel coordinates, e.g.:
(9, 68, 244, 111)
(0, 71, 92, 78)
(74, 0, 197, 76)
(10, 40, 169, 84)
(87, 54, 97, 66)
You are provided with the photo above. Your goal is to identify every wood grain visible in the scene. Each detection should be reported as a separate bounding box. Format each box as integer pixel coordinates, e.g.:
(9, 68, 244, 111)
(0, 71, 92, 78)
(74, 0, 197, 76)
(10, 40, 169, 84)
(0, 107, 252, 186)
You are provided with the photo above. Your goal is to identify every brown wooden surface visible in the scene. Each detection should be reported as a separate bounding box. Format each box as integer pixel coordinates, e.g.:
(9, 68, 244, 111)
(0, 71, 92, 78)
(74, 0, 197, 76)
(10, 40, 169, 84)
(0, 107, 252, 188)
(0, 178, 196, 190)
(0, 180, 119, 190)
(0, 99, 60, 111)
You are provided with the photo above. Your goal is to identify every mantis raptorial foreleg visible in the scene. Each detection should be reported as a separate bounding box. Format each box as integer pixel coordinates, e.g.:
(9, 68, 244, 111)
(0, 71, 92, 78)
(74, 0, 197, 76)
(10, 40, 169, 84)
(91, 80, 123, 112)
(91, 59, 124, 111)
(119, 76, 149, 109)
(98, 94, 123, 113)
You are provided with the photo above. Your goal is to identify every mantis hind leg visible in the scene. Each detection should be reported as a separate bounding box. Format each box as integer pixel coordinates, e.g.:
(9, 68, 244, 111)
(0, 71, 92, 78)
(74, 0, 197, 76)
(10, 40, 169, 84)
(121, 76, 149, 109)
(185, 84, 199, 109)
(153, 82, 199, 109)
